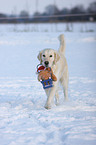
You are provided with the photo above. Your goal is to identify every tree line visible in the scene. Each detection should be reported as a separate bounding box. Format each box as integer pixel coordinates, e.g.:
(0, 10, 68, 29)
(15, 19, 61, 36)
(0, 1, 96, 23)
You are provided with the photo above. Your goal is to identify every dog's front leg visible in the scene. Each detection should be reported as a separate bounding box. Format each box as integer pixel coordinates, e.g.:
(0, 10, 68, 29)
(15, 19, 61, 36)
(45, 81, 58, 109)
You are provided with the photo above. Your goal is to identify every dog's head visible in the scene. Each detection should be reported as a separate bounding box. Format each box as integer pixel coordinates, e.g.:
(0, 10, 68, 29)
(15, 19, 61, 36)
(37, 49, 60, 67)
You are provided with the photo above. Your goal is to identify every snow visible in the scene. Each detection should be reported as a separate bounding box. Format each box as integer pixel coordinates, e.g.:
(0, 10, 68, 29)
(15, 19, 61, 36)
(0, 22, 96, 145)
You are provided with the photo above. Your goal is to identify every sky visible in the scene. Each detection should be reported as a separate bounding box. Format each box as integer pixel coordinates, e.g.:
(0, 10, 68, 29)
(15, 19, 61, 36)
(0, 0, 96, 15)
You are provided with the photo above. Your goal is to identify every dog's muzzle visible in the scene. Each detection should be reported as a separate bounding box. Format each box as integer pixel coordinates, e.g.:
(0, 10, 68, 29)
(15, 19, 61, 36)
(44, 61, 49, 67)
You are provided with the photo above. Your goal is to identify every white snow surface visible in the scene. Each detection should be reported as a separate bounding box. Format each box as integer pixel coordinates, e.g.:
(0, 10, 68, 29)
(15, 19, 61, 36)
(0, 23, 96, 145)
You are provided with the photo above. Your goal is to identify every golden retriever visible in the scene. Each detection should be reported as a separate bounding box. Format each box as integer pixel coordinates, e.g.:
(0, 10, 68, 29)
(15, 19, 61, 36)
(37, 34, 69, 109)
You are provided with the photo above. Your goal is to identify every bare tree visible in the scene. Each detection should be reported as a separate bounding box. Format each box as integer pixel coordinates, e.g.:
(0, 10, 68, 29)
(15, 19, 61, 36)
(87, 2, 96, 13)
(19, 10, 29, 17)
(45, 5, 59, 15)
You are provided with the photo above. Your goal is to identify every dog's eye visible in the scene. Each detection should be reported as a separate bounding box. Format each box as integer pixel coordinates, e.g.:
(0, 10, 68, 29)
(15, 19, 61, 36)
(50, 55, 52, 57)
(43, 55, 45, 57)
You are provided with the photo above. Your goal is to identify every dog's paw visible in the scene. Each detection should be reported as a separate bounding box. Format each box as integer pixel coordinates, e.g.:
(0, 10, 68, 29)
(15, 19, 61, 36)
(45, 104, 51, 109)
(56, 102, 60, 106)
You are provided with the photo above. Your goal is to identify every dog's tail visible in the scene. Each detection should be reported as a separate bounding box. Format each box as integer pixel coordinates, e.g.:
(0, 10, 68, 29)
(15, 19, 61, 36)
(58, 34, 66, 56)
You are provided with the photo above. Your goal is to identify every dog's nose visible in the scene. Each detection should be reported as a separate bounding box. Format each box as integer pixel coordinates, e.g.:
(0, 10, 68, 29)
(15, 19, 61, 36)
(44, 61, 49, 66)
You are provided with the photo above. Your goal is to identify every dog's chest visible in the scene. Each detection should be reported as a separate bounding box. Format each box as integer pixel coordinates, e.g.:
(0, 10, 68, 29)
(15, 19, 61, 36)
(52, 64, 58, 74)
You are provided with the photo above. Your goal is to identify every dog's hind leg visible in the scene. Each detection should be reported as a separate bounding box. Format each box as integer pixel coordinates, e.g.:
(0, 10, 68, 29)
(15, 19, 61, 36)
(60, 77, 68, 101)
(55, 91, 59, 105)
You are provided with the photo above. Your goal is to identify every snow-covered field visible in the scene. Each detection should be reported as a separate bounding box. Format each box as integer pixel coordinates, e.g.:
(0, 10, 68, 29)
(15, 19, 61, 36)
(0, 23, 96, 145)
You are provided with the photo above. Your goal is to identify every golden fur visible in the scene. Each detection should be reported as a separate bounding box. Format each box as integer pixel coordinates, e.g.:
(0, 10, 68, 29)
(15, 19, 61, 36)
(37, 34, 69, 109)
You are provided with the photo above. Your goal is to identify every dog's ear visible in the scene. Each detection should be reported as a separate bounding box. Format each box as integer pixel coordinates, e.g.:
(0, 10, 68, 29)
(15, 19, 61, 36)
(54, 51, 60, 64)
(37, 50, 43, 62)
